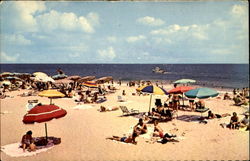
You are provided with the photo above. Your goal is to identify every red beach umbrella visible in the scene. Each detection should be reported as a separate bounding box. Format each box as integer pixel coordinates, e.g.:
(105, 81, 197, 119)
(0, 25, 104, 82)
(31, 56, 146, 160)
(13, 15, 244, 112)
(168, 86, 195, 106)
(23, 104, 67, 142)
(168, 86, 194, 94)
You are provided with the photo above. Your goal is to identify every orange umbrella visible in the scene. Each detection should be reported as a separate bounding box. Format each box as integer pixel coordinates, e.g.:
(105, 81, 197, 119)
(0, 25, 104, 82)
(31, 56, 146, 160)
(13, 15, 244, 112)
(168, 86, 195, 106)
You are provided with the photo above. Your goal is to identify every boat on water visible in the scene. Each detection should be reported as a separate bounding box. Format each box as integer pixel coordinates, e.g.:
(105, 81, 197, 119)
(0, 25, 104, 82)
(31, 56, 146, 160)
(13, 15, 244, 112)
(152, 67, 167, 74)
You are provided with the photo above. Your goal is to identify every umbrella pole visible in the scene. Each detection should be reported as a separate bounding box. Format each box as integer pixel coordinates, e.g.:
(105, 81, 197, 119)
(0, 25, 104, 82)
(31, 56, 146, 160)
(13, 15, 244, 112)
(50, 98, 52, 105)
(45, 123, 48, 144)
(148, 94, 152, 113)
(182, 93, 184, 106)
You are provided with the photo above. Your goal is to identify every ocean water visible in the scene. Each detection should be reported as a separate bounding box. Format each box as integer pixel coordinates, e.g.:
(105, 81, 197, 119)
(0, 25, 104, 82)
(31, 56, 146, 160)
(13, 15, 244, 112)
(0, 64, 249, 89)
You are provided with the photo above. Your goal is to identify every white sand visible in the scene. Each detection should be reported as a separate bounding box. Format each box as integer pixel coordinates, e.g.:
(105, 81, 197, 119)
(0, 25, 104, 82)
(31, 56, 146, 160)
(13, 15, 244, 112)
(0, 84, 249, 161)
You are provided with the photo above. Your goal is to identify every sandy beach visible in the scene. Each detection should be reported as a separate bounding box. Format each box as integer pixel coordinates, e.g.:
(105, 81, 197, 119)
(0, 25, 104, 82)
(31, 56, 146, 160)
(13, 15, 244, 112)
(0, 82, 249, 161)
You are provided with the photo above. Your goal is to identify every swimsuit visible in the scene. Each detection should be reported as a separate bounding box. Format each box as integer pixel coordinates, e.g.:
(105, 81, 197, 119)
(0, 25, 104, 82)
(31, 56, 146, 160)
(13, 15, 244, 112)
(159, 131, 164, 138)
(120, 137, 127, 142)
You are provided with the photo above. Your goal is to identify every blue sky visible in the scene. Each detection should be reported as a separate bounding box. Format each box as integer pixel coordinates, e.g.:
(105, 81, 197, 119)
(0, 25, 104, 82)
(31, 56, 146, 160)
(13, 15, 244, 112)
(0, 1, 248, 63)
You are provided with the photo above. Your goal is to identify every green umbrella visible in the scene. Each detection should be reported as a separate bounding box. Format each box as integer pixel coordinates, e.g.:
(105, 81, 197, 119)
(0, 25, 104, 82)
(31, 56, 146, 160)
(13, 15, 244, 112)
(184, 88, 219, 99)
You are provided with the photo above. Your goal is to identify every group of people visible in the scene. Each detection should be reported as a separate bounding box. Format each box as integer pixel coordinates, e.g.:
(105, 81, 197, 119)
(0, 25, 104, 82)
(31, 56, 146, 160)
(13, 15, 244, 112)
(107, 118, 178, 145)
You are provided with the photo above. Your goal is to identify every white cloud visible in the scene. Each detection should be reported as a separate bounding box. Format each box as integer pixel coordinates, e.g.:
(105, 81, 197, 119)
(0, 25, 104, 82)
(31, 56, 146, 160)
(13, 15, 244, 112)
(137, 16, 165, 26)
(36, 10, 98, 33)
(7, 1, 46, 32)
(231, 4, 248, 16)
(0, 52, 20, 62)
(97, 47, 116, 59)
(4, 34, 32, 45)
(151, 24, 208, 41)
(126, 35, 146, 43)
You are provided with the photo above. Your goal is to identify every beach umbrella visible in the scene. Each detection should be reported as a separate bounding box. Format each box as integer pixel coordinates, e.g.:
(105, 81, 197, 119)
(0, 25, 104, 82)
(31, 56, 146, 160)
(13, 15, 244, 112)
(168, 86, 194, 106)
(184, 87, 219, 99)
(54, 79, 73, 85)
(0, 72, 14, 77)
(52, 74, 68, 80)
(137, 85, 168, 112)
(4, 76, 22, 81)
(38, 90, 65, 104)
(78, 76, 96, 83)
(66, 75, 81, 80)
(23, 104, 67, 142)
(96, 76, 113, 84)
(0, 80, 11, 86)
(173, 79, 196, 84)
(34, 75, 55, 83)
(82, 81, 98, 88)
(33, 72, 48, 77)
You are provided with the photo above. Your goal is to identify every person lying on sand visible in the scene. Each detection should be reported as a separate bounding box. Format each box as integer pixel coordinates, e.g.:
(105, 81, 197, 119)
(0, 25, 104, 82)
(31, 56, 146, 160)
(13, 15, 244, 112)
(206, 110, 231, 119)
(106, 132, 138, 145)
(99, 106, 119, 112)
(133, 118, 147, 135)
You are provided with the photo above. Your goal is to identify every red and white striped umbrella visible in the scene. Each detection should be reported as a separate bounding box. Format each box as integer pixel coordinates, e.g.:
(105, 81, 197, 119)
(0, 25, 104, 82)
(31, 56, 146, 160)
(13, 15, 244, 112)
(23, 104, 67, 142)
(23, 104, 67, 124)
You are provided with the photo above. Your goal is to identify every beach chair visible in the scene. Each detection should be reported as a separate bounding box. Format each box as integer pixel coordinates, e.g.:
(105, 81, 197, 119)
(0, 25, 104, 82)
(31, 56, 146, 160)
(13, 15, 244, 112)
(119, 106, 139, 116)
(195, 107, 209, 117)
(117, 96, 126, 102)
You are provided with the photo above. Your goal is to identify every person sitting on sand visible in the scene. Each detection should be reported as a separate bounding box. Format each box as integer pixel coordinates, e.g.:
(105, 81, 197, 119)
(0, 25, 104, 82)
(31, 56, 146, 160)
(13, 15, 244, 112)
(223, 92, 231, 100)
(150, 108, 162, 118)
(152, 120, 177, 144)
(21, 130, 36, 152)
(106, 132, 138, 145)
(239, 114, 249, 128)
(233, 95, 247, 106)
(206, 110, 231, 119)
(228, 112, 240, 129)
(99, 106, 119, 112)
(134, 118, 147, 135)
(153, 120, 164, 138)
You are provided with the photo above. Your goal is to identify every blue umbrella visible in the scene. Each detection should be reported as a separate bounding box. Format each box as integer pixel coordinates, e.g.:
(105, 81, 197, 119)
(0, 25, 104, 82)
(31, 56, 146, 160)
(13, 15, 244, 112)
(184, 88, 219, 99)
(137, 85, 168, 112)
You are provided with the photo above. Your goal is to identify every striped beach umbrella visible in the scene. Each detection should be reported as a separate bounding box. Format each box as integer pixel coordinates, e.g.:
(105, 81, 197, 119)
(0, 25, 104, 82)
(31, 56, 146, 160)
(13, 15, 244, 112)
(23, 104, 67, 142)
(82, 81, 98, 88)
(137, 85, 168, 112)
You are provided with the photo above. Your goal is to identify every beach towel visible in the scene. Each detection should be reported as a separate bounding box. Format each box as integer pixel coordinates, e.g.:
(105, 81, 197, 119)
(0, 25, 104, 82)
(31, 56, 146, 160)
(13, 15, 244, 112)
(73, 104, 95, 110)
(1, 143, 54, 157)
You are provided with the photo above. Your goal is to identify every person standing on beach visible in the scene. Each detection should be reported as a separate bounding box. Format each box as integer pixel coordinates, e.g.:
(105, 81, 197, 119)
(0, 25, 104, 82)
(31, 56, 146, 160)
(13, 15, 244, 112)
(57, 68, 64, 75)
